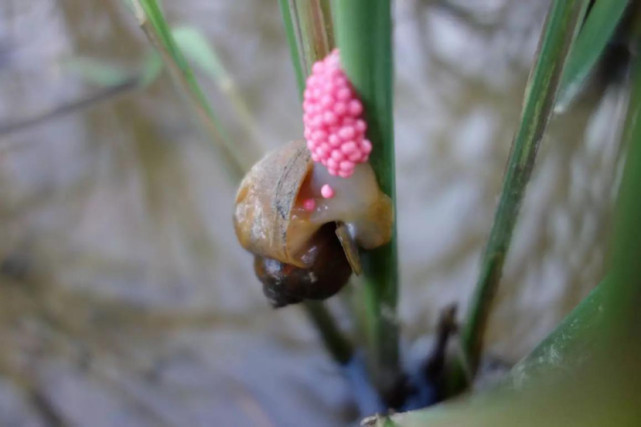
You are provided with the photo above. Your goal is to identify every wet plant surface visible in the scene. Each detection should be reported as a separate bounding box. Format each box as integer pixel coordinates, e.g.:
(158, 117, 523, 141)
(0, 0, 624, 424)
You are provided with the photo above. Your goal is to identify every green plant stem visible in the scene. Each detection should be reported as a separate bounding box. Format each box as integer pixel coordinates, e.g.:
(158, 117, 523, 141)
(278, 0, 306, 95)
(303, 301, 352, 364)
(334, 0, 399, 395)
(278, 0, 355, 365)
(131, 0, 258, 179)
(282, 0, 335, 84)
(454, 0, 589, 390)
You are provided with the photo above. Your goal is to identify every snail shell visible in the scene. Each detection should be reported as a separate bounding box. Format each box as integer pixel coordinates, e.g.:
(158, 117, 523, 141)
(234, 140, 318, 268)
(234, 140, 393, 307)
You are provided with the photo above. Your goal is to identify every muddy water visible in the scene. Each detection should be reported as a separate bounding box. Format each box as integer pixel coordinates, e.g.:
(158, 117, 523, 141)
(0, 0, 623, 425)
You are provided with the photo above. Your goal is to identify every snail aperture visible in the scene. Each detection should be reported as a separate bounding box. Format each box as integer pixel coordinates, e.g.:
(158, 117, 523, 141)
(253, 223, 353, 308)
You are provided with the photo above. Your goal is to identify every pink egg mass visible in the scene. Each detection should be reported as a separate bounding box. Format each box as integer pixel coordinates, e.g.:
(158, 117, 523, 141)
(303, 50, 372, 179)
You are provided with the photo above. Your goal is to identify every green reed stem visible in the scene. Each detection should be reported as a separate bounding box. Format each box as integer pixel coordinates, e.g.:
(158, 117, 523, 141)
(278, 0, 354, 365)
(334, 0, 399, 395)
(278, 0, 306, 94)
(280, 0, 335, 85)
(304, 301, 352, 364)
(453, 0, 589, 390)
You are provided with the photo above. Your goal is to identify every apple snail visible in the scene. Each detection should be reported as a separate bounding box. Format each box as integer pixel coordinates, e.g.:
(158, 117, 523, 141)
(233, 50, 392, 307)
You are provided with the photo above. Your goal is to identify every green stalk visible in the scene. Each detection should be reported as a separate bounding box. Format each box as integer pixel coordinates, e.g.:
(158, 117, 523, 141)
(333, 0, 399, 394)
(556, 0, 630, 112)
(278, 0, 354, 365)
(304, 301, 352, 364)
(278, 0, 306, 95)
(131, 0, 260, 178)
(455, 0, 589, 389)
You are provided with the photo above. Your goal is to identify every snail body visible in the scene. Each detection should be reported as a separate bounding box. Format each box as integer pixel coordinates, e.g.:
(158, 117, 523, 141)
(254, 223, 352, 307)
(233, 140, 392, 307)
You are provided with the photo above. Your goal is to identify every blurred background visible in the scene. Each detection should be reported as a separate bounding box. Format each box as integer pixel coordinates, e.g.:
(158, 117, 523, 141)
(0, 0, 624, 425)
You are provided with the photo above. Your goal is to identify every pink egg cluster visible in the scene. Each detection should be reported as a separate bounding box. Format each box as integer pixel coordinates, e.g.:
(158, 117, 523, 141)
(303, 50, 372, 178)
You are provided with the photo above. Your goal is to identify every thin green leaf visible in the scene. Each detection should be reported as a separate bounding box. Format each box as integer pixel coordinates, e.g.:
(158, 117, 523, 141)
(278, 0, 306, 96)
(171, 26, 227, 81)
(279, 0, 335, 99)
(130, 0, 260, 178)
(172, 25, 260, 146)
(556, 0, 630, 112)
